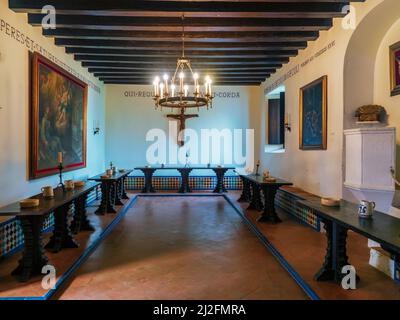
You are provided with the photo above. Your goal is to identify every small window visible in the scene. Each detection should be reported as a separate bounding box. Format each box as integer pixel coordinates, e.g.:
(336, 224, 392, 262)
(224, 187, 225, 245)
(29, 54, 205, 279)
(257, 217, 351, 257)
(268, 92, 285, 146)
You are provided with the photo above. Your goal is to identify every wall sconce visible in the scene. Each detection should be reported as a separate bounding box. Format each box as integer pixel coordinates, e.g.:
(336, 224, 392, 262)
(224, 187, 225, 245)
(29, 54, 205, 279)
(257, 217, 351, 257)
(93, 120, 100, 135)
(284, 113, 291, 132)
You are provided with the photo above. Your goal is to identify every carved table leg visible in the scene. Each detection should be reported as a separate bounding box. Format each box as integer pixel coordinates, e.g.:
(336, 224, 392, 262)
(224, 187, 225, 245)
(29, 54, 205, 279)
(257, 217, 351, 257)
(141, 169, 156, 193)
(95, 181, 116, 215)
(71, 193, 95, 234)
(121, 176, 129, 199)
(247, 182, 263, 211)
(212, 168, 228, 193)
(45, 202, 79, 253)
(238, 176, 251, 202)
(114, 180, 124, 206)
(178, 168, 192, 193)
(315, 220, 353, 283)
(258, 186, 281, 223)
(11, 215, 49, 282)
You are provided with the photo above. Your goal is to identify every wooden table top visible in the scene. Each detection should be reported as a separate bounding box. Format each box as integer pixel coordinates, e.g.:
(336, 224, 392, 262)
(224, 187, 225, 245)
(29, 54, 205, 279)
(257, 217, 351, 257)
(0, 181, 100, 217)
(134, 166, 235, 170)
(241, 174, 293, 186)
(88, 169, 133, 181)
(298, 199, 400, 253)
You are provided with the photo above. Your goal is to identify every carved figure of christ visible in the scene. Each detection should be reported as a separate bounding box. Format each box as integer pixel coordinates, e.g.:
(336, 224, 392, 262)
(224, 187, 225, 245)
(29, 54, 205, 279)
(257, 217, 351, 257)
(166, 108, 199, 146)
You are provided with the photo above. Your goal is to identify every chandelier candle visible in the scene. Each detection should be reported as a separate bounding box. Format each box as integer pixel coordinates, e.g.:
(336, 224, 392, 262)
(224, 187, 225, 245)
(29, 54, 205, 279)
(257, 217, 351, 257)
(163, 74, 169, 95)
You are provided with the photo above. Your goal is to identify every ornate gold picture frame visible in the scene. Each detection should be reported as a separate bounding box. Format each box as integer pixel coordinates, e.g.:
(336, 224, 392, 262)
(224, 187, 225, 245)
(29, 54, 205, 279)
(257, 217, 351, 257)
(30, 52, 88, 179)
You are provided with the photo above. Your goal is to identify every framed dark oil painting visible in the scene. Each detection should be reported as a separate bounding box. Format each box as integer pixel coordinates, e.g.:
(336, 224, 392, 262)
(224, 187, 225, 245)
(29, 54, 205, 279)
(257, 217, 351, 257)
(30, 52, 87, 179)
(299, 75, 327, 150)
(390, 41, 400, 97)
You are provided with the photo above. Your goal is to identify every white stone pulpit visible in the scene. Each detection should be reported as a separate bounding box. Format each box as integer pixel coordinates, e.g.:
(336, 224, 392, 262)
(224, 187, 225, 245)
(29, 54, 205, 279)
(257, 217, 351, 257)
(344, 127, 395, 194)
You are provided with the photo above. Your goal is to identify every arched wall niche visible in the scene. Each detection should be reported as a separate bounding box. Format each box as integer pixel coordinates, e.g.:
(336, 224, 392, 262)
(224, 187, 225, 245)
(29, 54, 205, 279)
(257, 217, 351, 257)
(343, 0, 400, 130)
(342, 0, 400, 211)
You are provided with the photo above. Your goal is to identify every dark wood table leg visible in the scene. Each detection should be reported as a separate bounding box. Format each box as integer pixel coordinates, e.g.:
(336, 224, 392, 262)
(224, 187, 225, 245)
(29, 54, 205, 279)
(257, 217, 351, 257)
(11, 215, 49, 282)
(247, 182, 263, 211)
(178, 168, 192, 193)
(238, 176, 251, 202)
(113, 180, 124, 206)
(71, 193, 95, 234)
(121, 176, 129, 199)
(258, 186, 281, 223)
(45, 202, 79, 253)
(212, 168, 229, 193)
(315, 220, 354, 283)
(95, 181, 116, 215)
(395, 254, 400, 283)
(141, 169, 156, 193)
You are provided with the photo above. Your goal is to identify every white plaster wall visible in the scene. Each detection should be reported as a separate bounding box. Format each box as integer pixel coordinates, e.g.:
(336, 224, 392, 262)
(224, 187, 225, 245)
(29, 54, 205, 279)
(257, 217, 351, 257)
(105, 85, 261, 176)
(259, 0, 386, 199)
(374, 17, 400, 170)
(0, 0, 106, 206)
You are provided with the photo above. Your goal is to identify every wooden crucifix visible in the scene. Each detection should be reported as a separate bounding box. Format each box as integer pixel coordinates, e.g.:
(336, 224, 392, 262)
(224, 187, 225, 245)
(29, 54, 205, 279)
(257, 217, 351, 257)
(167, 107, 198, 146)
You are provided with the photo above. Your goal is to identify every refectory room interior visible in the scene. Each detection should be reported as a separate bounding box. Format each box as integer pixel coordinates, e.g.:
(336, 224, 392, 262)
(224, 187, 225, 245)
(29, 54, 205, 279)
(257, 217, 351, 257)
(0, 0, 400, 303)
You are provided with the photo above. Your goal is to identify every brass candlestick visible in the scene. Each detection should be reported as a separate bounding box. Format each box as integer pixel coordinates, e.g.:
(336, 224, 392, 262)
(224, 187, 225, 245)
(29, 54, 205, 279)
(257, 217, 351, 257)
(57, 163, 65, 191)
(255, 162, 260, 176)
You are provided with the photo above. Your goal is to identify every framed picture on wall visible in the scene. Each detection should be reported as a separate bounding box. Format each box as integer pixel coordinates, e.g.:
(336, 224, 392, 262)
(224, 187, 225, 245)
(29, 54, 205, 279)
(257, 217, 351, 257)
(299, 75, 327, 150)
(30, 52, 88, 179)
(390, 41, 400, 97)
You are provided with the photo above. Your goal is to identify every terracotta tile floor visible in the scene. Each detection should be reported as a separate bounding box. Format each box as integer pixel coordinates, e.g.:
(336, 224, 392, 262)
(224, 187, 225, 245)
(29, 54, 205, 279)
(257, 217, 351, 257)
(56, 195, 308, 300)
(2, 191, 399, 300)
(0, 198, 131, 298)
(227, 193, 400, 300)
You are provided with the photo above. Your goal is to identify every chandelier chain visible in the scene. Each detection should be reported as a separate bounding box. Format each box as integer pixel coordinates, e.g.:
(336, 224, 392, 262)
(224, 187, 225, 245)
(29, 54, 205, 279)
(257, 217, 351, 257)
(182, 14, 185, 57)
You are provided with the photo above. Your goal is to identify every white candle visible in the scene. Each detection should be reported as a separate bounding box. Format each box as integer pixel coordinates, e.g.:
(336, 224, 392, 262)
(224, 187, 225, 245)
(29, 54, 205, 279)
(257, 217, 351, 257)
(171, 84, 175, 97)
(193, 73, 199, 88)
(179, 72, 184, 93)
(184, 85, 189, 97)
(163, 74, 169, 94)
(58, 152, 63, 164)
(205, 75, 211, 95)
(159, 83, 164, 98)
(208, 80, 212, 95)
(154, 76, 160, 96)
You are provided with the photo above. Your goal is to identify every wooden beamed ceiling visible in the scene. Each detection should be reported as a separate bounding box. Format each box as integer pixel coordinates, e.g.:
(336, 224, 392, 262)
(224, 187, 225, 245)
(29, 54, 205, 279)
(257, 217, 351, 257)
(9, 0, 365, 86)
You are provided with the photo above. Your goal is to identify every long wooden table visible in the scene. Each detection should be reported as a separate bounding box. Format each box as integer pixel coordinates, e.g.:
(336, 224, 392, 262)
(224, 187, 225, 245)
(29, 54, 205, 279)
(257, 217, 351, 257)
(238, 173, 292, 223)
(0, 181, 100, 282)
(88, 169, 132, 215)
(134, 166, 235, 194)
(298, 199, 400, 284)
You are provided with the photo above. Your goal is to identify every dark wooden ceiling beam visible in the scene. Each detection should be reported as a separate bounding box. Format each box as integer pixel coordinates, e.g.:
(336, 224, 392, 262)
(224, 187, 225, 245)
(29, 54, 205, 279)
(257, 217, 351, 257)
(88, 66, 279, 73)
(75, 55, 290, 64)
(99, 77, 265, 84)
(72, 51, 297, 60)
(65, 42, 307, 55)
(10, 1, 356, 18)
(82, 61, 283, 68)
(104, 80, 262, 88)
(98, 74, 268, 79)
(94, 71, 271, 77)
(28, 14, 332, 31)
(43, 29, 322, 41)
(56, 38, 317, 49)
